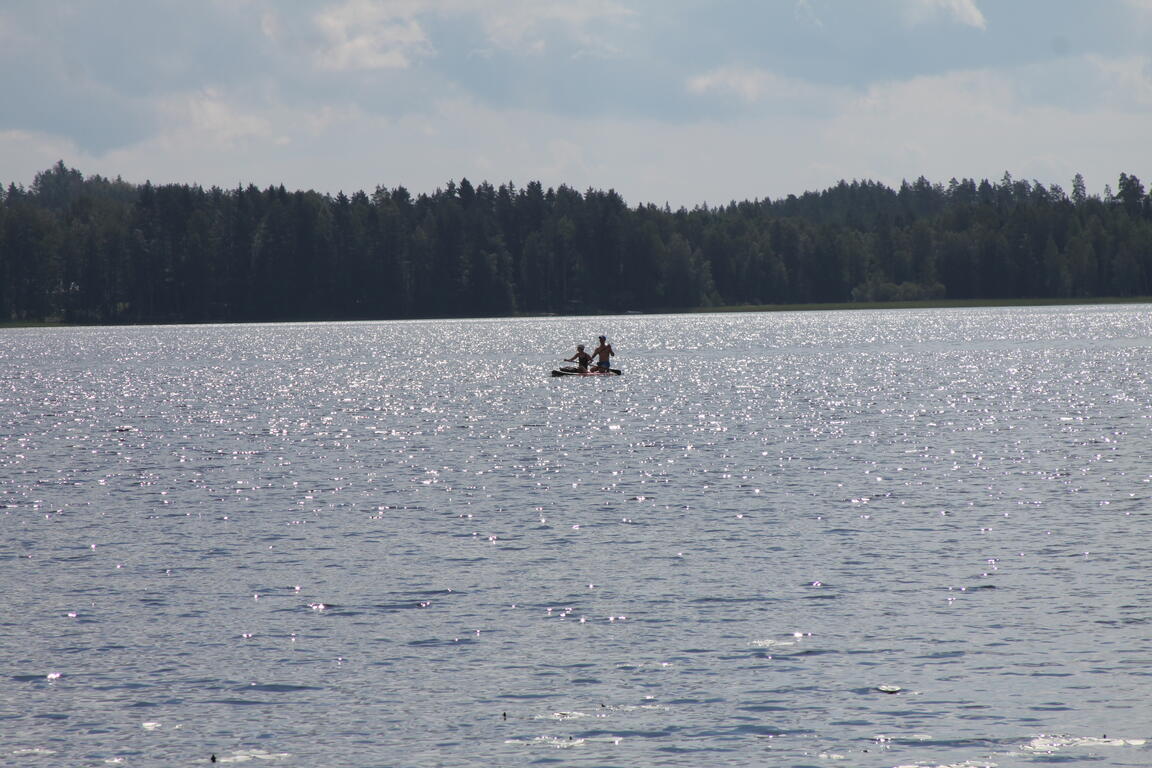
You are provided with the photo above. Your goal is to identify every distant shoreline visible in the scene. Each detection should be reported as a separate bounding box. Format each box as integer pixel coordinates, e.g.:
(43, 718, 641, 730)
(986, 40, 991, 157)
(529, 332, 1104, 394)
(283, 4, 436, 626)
(692, 296, 1152, 314)
(4, 296, 1149, 330)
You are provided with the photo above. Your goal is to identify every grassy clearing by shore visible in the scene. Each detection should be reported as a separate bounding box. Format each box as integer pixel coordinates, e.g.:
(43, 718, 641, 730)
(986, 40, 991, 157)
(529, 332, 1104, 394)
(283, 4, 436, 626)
(695, 297, 1152, 314)
(0, 320, 68, 328)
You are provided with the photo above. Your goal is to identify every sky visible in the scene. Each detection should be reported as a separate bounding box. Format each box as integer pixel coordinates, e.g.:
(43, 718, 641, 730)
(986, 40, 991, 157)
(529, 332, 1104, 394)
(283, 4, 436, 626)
(1, 0, 1150, 208)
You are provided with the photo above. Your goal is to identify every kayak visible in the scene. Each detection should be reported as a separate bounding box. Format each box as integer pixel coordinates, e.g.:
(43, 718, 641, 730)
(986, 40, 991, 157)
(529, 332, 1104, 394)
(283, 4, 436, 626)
(551, 367, 621, 377)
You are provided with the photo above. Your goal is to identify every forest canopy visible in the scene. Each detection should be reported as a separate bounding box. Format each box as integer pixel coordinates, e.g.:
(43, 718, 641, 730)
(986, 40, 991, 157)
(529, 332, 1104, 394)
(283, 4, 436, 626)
(1, 162, 1150, 324)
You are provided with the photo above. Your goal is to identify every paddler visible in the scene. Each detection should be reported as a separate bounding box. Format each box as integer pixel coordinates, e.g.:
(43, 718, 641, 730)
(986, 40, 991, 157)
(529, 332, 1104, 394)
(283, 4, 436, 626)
(565, 344, 592, 372)
(590, 335, 614, 372)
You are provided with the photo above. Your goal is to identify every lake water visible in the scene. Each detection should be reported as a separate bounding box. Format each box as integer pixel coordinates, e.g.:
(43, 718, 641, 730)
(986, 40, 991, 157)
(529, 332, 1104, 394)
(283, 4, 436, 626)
(2, 306, 1150, 767)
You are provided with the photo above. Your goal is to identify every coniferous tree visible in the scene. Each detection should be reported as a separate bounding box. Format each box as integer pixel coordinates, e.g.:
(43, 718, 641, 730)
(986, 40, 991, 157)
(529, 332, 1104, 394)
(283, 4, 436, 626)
(4, 162, 1152, 324)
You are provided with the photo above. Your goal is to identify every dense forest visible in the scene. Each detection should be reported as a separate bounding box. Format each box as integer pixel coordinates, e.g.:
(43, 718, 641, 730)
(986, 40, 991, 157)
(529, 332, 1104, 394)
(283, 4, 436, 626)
(1, 161, 1150, 324)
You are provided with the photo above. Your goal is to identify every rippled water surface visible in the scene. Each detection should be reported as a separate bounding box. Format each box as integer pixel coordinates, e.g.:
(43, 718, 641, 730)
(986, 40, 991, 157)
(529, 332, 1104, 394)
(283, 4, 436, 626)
(2, 306, 1150, 767)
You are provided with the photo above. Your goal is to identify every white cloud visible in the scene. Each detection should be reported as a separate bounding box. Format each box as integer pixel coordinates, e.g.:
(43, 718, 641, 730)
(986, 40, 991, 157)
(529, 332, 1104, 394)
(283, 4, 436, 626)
(472, 0, 634, 55)
(305, 0, 632, 68)
(813, 66, 1149, 193)
(793, 0, 824, 28)
(260, 12, 281, 42)
(687, 67, 776, 104)
(156, 89, 279, 149)
(819, 70, 1015, 181)
(905, 0, 987, 30)
(312, 0, 433, 71)
(1085, 54, 1152, 108)
(0, 130, 83, 186)
(685, 66, 849, 115)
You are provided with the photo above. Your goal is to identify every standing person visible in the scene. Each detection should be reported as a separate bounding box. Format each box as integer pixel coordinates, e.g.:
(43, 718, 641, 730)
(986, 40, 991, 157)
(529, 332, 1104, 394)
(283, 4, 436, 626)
(591, 335, 614, 372)
(565, 344, 592, 372)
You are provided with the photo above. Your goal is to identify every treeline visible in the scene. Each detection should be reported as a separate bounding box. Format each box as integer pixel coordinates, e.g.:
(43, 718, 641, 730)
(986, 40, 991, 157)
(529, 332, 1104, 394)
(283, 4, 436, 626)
(1, 161, 1150, 323)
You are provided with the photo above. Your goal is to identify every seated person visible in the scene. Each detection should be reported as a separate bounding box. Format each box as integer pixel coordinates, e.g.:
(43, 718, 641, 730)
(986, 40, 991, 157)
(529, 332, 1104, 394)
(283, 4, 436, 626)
(565, 344, 592, 372)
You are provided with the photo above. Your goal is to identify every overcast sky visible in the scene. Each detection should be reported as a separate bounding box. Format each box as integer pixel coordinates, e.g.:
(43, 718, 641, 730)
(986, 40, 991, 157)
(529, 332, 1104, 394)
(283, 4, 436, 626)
(2, 0, 1149, 207)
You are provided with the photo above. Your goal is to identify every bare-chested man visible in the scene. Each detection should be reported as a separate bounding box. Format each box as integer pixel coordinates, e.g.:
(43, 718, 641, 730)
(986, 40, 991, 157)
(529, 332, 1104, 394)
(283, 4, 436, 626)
(590, 335, 614, 372)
